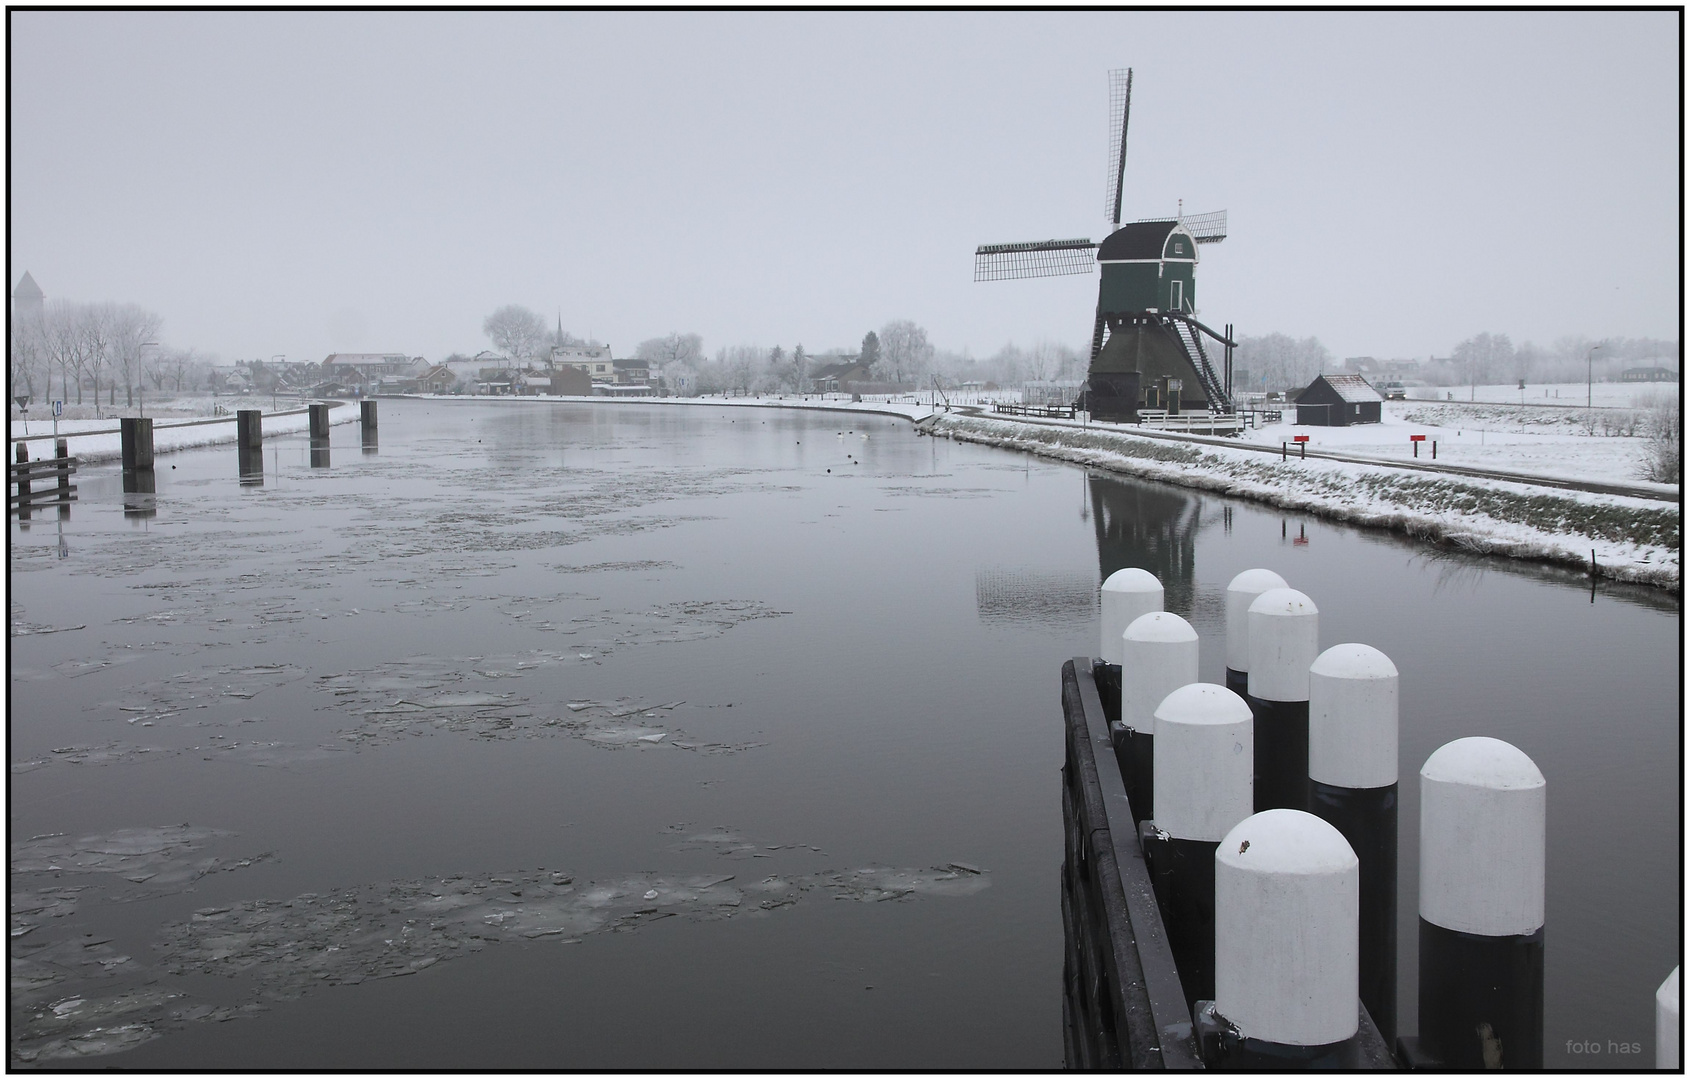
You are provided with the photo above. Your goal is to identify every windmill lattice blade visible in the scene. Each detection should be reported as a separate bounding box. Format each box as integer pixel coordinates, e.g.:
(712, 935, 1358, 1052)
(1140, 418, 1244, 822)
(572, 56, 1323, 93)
(974, 239, 1097, 282)
(1183, 209, 1228, 243)
(1105, 68, 1133, 227)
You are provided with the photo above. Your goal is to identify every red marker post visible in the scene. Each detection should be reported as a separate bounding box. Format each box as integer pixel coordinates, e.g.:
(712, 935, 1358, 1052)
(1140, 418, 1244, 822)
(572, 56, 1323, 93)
(1410, 434, 1426, 458)
(1293, 434, 1309, 459)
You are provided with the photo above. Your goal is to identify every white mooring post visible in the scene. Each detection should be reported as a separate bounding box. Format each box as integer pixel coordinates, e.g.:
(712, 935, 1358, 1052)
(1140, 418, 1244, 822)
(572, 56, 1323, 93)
(1224, 568, 1287, 697)
(1096, 568, 1163, 726)
(1407, 736, 1545, 1070)
(1307, 643, 1399, 1046)
(1658, 967, 1680, 1069)
(1143, 682, 1253, 1010)
(1198, 808, 1360, 1066)
(1099, 567, 1163, 667)
(1119, 611, 1198, 823)
(1245, 587, 1318, 812)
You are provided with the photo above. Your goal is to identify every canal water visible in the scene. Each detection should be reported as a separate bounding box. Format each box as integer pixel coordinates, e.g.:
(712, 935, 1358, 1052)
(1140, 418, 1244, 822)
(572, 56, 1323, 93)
(8, 399, 1679, 1069)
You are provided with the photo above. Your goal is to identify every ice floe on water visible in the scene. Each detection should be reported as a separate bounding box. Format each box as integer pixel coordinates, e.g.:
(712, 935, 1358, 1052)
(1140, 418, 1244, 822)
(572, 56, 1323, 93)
(9, 820, 989, 1065)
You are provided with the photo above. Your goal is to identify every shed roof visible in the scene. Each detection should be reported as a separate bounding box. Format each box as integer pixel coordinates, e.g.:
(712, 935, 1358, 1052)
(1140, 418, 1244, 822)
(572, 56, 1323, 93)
(1299, 374, 1384, 404)
(1097, 220, 1179, 261)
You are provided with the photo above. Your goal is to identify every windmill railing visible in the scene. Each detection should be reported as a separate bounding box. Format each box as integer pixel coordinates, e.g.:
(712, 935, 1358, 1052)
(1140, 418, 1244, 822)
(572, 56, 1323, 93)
(1164, 313, 1234, 413)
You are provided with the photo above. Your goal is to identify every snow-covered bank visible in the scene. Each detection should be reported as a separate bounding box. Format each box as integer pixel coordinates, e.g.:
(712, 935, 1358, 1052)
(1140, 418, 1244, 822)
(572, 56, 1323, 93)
(8, 403, 357, 465)
(922, 412, 1680, 589)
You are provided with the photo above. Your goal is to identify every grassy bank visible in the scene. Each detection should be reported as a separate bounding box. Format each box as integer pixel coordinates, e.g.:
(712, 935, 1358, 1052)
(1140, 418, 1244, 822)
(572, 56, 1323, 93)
(924, 413, 1680, 590)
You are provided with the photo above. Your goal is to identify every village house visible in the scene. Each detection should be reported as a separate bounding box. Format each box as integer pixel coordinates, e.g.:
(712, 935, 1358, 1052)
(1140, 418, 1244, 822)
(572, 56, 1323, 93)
(321, 353, 427, 387)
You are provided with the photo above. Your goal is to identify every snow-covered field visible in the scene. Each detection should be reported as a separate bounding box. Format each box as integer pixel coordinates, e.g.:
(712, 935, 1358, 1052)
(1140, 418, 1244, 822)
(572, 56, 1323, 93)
(1225, 396, 1673, 489)
(1402, 380, 1677, 409)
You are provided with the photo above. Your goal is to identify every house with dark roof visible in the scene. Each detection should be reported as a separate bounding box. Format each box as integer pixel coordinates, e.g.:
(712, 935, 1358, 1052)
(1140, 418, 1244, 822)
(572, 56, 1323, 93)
(808, 358, 874, 394)
(1293, 373, 1384, 426)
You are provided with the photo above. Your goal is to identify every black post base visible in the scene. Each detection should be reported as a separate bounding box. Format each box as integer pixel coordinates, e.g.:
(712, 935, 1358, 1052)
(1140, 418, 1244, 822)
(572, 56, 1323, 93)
(1309, 780, 1397, 1046)
(1246, 696, 1309, 812)
(1140, 826, 1217, 1009)
(1416, 919, 1544, 1069)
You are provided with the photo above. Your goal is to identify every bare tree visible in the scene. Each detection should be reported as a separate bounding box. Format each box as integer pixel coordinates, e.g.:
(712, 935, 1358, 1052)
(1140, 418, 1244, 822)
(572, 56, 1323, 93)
(103, 303, 163, 407)
(636, 332, 705, 368)
(482, 305, 547, 366)
(9, 318, 45, 401)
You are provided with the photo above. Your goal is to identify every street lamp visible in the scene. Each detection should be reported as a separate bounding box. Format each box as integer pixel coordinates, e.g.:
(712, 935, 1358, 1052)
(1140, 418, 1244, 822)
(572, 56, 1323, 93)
(138, 342, 158, 417)
(1588, 344, 1605, 409)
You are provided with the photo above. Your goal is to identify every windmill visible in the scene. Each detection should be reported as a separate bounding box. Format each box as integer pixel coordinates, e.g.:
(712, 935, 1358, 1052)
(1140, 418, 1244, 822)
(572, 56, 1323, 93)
(975, 70, 1236, 421)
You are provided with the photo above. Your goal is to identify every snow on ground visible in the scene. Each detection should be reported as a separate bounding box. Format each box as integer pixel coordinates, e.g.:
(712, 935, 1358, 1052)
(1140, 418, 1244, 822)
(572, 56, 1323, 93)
(1225, 397, 1671, 489)
(8, 398, 357, 465)
(923, 411, 1679, 588)
(1402, 380, 1678, 409)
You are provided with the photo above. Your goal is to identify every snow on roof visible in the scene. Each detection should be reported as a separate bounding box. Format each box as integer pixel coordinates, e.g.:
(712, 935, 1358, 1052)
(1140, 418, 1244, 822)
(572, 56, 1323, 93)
(1314, 374, 1384, 403)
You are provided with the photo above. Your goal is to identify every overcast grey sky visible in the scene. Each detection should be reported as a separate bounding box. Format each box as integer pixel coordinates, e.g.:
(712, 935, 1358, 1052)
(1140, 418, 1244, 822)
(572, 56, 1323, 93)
(10, 10, 1680, 365)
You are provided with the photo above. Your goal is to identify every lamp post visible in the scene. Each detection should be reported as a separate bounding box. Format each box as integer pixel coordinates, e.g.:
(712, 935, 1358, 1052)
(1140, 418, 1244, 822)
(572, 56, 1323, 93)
(138, 341, 158, 417)
(1588, 344, 1605, 409)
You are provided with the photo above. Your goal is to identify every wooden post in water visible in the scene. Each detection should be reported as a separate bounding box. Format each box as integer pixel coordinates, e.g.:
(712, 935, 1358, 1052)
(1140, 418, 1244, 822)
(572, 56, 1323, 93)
(55, 439, 69, 516)
(1403, 737, 1545, 1070)
(1658, 968, 1680, 1069)
(361, 399, 377, 432)
(120, 417, 154, 470)
(15, 441, 30, 517)
(237, 409, 262, 451)
(1119, 611, 1198, 823)
(1225, 569, 1287, 697)
(1307, 643, 1399, 1045)
(1198, 809, 1362, 1066)
(1142, 682, 1253, 1010)
(1096, 568, 1163, 724)
(1246, 587, 1319, 812)
(309, 402, 330, 439)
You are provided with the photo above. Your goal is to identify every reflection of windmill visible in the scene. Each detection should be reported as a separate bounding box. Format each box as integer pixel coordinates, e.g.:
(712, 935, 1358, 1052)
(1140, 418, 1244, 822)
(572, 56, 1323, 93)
(975, 70, 1236, 422)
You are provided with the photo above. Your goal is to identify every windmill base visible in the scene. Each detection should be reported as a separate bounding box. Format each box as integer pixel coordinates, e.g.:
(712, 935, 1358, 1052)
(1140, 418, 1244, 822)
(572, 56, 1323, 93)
(1082, 372, 1141, 423)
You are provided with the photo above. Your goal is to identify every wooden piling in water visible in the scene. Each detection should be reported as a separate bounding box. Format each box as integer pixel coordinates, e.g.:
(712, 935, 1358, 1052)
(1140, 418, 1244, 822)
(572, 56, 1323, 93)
(120, 417, 154, 470)
(361, 399, 377, 432)
(237, 409, 262, 451)
(309, 402, 330, 439)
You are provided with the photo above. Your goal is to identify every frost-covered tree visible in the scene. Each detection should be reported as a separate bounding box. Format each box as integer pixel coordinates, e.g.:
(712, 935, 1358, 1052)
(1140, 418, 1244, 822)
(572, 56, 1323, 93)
(874, 320, 934, 385)
(482, 305, 547, 365)
(1452, 332, 1515, 396)
(860, 331, 880, 370)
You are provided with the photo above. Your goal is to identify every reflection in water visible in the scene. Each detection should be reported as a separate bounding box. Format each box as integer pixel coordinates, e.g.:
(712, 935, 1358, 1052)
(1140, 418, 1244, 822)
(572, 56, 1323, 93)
(310, 438, 331, 469)
(362, 428, 378, 454)
(975, 568, 1098, 628)
(1088, 472, 1203, 616)
(122, 467, 156, 522)
(238, 446, 264, 486)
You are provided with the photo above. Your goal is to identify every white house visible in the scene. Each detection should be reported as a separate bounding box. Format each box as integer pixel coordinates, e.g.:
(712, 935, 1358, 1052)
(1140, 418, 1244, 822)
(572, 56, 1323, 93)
(552, 342, 615, 382)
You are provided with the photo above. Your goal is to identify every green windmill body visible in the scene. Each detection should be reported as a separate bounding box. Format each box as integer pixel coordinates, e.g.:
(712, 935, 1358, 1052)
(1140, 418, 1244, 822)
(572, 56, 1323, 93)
(974, 70, 1236, 423)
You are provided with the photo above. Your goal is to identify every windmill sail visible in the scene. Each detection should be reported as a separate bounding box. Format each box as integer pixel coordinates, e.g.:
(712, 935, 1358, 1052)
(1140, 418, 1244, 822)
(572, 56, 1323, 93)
(1181, 209, 1228, 244)
(974, 239, 1098, 282)
(1104, 68, 1133, 227)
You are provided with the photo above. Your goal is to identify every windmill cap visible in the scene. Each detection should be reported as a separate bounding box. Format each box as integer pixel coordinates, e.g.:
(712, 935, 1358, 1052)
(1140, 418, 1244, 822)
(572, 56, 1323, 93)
(1217, 809, 1358, 876)
(1310, 644, 1397, 681)
(1155, 682, 1251, 727)
(1102, 567, 1160, 594)
(1226, 568, 1287, 596)
(1248, 587, 1317, 618)
(1125, 610, 1197, 643)
(1421, 737, 1544, 791)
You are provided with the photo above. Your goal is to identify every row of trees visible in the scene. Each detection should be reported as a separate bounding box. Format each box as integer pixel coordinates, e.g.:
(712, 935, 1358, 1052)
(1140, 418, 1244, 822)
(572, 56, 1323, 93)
(8, 299, 205, 416)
